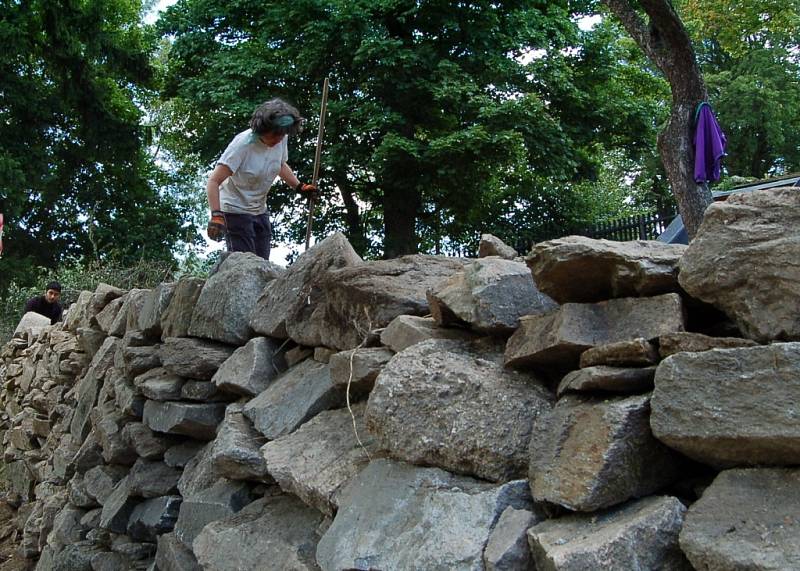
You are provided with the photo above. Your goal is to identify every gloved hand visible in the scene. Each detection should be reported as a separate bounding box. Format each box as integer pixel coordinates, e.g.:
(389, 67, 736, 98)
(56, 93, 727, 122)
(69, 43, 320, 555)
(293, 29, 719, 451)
(294, 181, 320, 200)
(207, 210, 226, 242)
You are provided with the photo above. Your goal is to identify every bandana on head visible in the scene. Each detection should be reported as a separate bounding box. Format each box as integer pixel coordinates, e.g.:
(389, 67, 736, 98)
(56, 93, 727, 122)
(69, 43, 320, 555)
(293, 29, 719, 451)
(274, 115, 295, 128)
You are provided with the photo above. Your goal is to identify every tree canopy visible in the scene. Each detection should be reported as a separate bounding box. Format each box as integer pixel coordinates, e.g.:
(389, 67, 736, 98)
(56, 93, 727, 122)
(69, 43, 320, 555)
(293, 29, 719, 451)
(0, 0, 192, 291)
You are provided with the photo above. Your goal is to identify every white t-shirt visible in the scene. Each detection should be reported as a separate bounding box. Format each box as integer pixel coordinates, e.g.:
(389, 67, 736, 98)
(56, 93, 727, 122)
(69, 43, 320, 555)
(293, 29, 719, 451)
(217, 129, 288, 214)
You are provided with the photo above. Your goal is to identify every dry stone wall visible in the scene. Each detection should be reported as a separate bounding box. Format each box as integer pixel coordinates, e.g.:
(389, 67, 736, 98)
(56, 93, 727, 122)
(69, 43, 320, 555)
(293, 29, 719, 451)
(0, 189, 798, 571)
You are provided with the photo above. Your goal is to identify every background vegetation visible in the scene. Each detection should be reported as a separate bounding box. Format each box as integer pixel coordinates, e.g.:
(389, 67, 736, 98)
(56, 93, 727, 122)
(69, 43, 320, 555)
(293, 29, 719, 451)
(1, 0, 798, 341)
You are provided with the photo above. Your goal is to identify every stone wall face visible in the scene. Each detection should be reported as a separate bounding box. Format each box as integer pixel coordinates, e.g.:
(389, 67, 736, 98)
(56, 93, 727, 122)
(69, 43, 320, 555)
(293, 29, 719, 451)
(0, 200, 798, 571)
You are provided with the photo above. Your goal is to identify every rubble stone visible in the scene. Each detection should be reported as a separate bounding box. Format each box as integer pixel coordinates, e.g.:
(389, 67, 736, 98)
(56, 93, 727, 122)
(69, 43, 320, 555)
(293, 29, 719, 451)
(211, 337, 288, 397)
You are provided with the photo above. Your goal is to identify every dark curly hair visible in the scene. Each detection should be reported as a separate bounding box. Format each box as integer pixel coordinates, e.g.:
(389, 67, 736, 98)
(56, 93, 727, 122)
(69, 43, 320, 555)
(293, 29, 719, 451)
(249, 98, 305, 136)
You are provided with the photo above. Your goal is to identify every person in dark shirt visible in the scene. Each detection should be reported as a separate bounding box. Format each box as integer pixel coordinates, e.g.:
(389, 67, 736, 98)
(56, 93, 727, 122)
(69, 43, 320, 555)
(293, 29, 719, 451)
(25, 281, 63, 325)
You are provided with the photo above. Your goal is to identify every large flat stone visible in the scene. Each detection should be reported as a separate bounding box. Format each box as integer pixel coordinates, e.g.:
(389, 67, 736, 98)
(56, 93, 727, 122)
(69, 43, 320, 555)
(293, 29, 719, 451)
(98, 476, 139, 534)
(128, 458, 181, 498)
(306, 254, 466, 350)
(211, 337, 287, 397)
(651, 343, 800, 467)
(528, 236, 687, 303)
(127, 495, 182, 542)
(379, 315, 474, 352)
(137, 282, 176, 338)
(188, 252, 283, 345)
(556, 365, 656, 397)
(70, 337, 119, 440)
(243, 360, 344, 440)
(505, 294, 685, 369)
(579, 338, 659, 368)
(427, 257, 557, 334)
(134, 367, 185, 401)
(680, 468, 800, 570)
(316, 459, 532, 571)
(527, 496, 692, 570)
(262, 404, 377, 516)
(160, 337, 235, 380)
(160, 277, 205, 340)
(174, 479, 254, 547)
(529, 394, 682, 512)
(143, 400, 226, 441)
(193, 493, 325, 571)
(678, 187, 800, 342)
(250, 232, 362, 339)
(210, 404, 269, 481)
(367, 339, 553, 482)
(658, 331, 757, 359)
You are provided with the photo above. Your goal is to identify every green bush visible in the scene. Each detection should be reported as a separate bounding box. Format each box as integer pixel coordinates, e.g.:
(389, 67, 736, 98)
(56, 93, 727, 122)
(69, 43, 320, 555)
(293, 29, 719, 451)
(0, 257, 177, 345)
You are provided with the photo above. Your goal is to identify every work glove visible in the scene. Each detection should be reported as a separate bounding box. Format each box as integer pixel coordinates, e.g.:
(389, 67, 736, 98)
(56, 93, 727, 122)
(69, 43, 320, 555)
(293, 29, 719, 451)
(207, 210, 226, 242)
(294, 181, 320, 200)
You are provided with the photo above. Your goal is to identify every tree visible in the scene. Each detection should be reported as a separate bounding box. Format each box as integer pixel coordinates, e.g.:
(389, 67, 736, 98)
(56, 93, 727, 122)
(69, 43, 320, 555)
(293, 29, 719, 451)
(602, 0, 712, 239)
(158, 0, 649, 257)
(681, 0, 800, 178)
(0, 0, 189, 291)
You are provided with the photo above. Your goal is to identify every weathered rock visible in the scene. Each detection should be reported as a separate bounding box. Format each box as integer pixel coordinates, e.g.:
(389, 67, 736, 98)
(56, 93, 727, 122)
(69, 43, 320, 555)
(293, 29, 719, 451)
(243, 359, 344, 440)
(64, 291, 95, 332)
(113, 373, 144, 418)
(313, 346, 336, 363)
(95, 408, 137, 465)
(556, 365, 656, 397)
(160, 337, 235, 381)
(134, 367, 184, 401)
(678, 187, 800, 342)
(527, 496, 691, 570)
(479, 234, 518, 259)
(316, 459, 532, 571)
(328, 347, 393, 398)
(188, 252, 283, 345)
(250, 232, 363, 339)
(210, 404, 268, 481)
(129, 459, 181, 498)
(68, 475, 97, 509)
(50, 541, 104, 571)
(14, 312, 51, 339)
(484, 506, 543, 571)
(89, 552, 132, 571)
(143, 400, 226, 441)
(193, 493, 325, 571)
(177, 443, 217, 498)
(155, 532, 202, 571)
(164, 441, 205, 470)
(160, 277, 205, 340)
(121, 422, 172, 460)
(180, 380, 229, 402)
(107, 289, 148, 338)
(174, 479, 254, 547)
(127, 495, 182, 542)
(262, 404, 377, 516)
(137, 282, 176, 338)
(211, 337, 288, 397)
(379, 315, 474, 353)
(99, 476, 139, 534)
(304, 254, 466, 350)
(528, 236, 687, 303)
(84, 465, 128, 505)
(285, 345, 313, 367)
(428, 257, 557, 334)
(529, 394, 682, 512)
(70, 337, 119, 440)
(579, 338, 659, 368)
(658, 331, 758, 359)
(505, 294, 685, 369)
(121, 344, 161, 378)
(651, 343, 800, 467)
(680, 468, 800, 570)
(367, 339, 552, 482)
(90, 283, 126, 315)
(95, 297, 124, 335)
(50, 504, 88, 547)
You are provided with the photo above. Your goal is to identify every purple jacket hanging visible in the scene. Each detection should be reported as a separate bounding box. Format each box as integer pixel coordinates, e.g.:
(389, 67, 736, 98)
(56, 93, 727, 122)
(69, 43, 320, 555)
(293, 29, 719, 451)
(694, 102, 727, 183)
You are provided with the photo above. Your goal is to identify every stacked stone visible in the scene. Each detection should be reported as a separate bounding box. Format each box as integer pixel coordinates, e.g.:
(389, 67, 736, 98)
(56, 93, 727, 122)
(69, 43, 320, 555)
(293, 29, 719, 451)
(1, 187, 798, 571)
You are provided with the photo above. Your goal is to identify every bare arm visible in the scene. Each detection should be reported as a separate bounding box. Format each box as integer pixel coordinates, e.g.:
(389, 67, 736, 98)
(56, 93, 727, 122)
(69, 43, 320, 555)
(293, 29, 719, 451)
(206, 163, 233, 212)
(279, 162, 301, 190)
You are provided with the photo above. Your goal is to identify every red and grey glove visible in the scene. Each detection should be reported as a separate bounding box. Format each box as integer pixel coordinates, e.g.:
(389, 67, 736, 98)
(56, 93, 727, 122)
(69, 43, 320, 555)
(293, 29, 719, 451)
(207, 210, 226, 242)
(294, 181, 320, 200)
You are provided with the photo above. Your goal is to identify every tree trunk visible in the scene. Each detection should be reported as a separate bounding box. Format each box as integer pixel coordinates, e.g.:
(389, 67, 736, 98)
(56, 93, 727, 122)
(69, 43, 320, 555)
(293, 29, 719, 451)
(603, 0, 713, 239)
(333, 172, 369, 256)
(382, 182, 420, 258)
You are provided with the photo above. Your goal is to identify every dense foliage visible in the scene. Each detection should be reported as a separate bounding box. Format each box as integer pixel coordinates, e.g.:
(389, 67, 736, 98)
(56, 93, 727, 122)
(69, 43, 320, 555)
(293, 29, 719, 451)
(0, 0, 197, 293)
